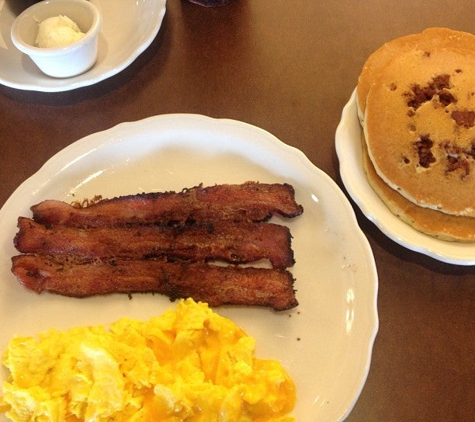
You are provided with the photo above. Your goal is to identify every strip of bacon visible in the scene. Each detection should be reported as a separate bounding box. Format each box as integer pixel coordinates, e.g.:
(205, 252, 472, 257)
(11, 255, 298, 311)
(14, 217, 294, 269)
(31, 182, 303, 228)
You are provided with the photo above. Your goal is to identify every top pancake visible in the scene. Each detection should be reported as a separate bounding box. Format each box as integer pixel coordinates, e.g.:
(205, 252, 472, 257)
(357, 28, 475, 121)
(363, 42, 475, 217)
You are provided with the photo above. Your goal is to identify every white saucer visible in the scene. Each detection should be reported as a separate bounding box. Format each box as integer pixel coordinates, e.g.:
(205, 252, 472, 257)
(0, 0, 166, 92)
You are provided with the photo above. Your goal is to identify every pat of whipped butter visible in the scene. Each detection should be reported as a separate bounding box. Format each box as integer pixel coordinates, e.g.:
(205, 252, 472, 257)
(35, 15, 85, 48)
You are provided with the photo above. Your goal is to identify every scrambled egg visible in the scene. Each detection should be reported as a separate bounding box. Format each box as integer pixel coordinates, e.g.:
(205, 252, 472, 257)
(0, 299, 296, 422)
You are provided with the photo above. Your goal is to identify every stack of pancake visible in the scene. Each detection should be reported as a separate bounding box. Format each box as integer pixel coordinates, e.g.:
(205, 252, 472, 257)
(357, 27, 475, 242)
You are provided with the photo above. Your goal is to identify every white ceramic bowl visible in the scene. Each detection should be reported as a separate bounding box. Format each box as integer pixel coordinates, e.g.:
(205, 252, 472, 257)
(10, 0, 102, 78)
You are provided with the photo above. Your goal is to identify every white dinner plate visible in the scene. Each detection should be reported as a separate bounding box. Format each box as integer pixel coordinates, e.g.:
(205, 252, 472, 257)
(0, 0, 166, 92)
(336, 89, 475, 265)
(0, 115, 379, 421)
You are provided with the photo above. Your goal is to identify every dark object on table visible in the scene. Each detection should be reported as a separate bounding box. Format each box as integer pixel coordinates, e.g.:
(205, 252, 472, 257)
(189, 0, 235, 7)
(5, 0, 41, 15)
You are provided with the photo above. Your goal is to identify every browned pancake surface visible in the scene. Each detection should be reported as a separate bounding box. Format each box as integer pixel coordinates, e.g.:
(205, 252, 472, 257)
(364, 46, 475, 216)
(361, 134, 475, 242)
(357, 27, 475, 119)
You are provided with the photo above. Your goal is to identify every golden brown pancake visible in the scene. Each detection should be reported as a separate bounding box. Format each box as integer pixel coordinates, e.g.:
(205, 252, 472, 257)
(363, 46, 475, 217)
(361, 134, 475, 242)
(357, 32, 419, 120)
(357, 27, 475, 120)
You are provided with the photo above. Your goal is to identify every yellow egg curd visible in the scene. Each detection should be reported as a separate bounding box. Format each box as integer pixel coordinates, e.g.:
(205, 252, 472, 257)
(0, 299, 296, 422)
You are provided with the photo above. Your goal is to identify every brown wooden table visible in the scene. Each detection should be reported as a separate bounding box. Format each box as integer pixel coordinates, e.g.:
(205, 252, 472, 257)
(1, 1, 474, 421)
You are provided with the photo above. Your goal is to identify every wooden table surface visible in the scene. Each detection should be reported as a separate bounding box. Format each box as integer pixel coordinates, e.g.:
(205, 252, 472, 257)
(1, 1, 474, 421)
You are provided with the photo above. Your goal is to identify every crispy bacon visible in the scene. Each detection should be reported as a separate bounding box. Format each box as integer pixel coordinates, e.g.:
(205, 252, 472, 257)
(15, 217, 294, 269)
(13, 183, 303, 309)
(31, 182, 303, 228)
(11, 255, 298, 311)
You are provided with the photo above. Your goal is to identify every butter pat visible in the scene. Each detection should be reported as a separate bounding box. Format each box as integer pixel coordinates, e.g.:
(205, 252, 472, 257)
(35, 15, 85, 48)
